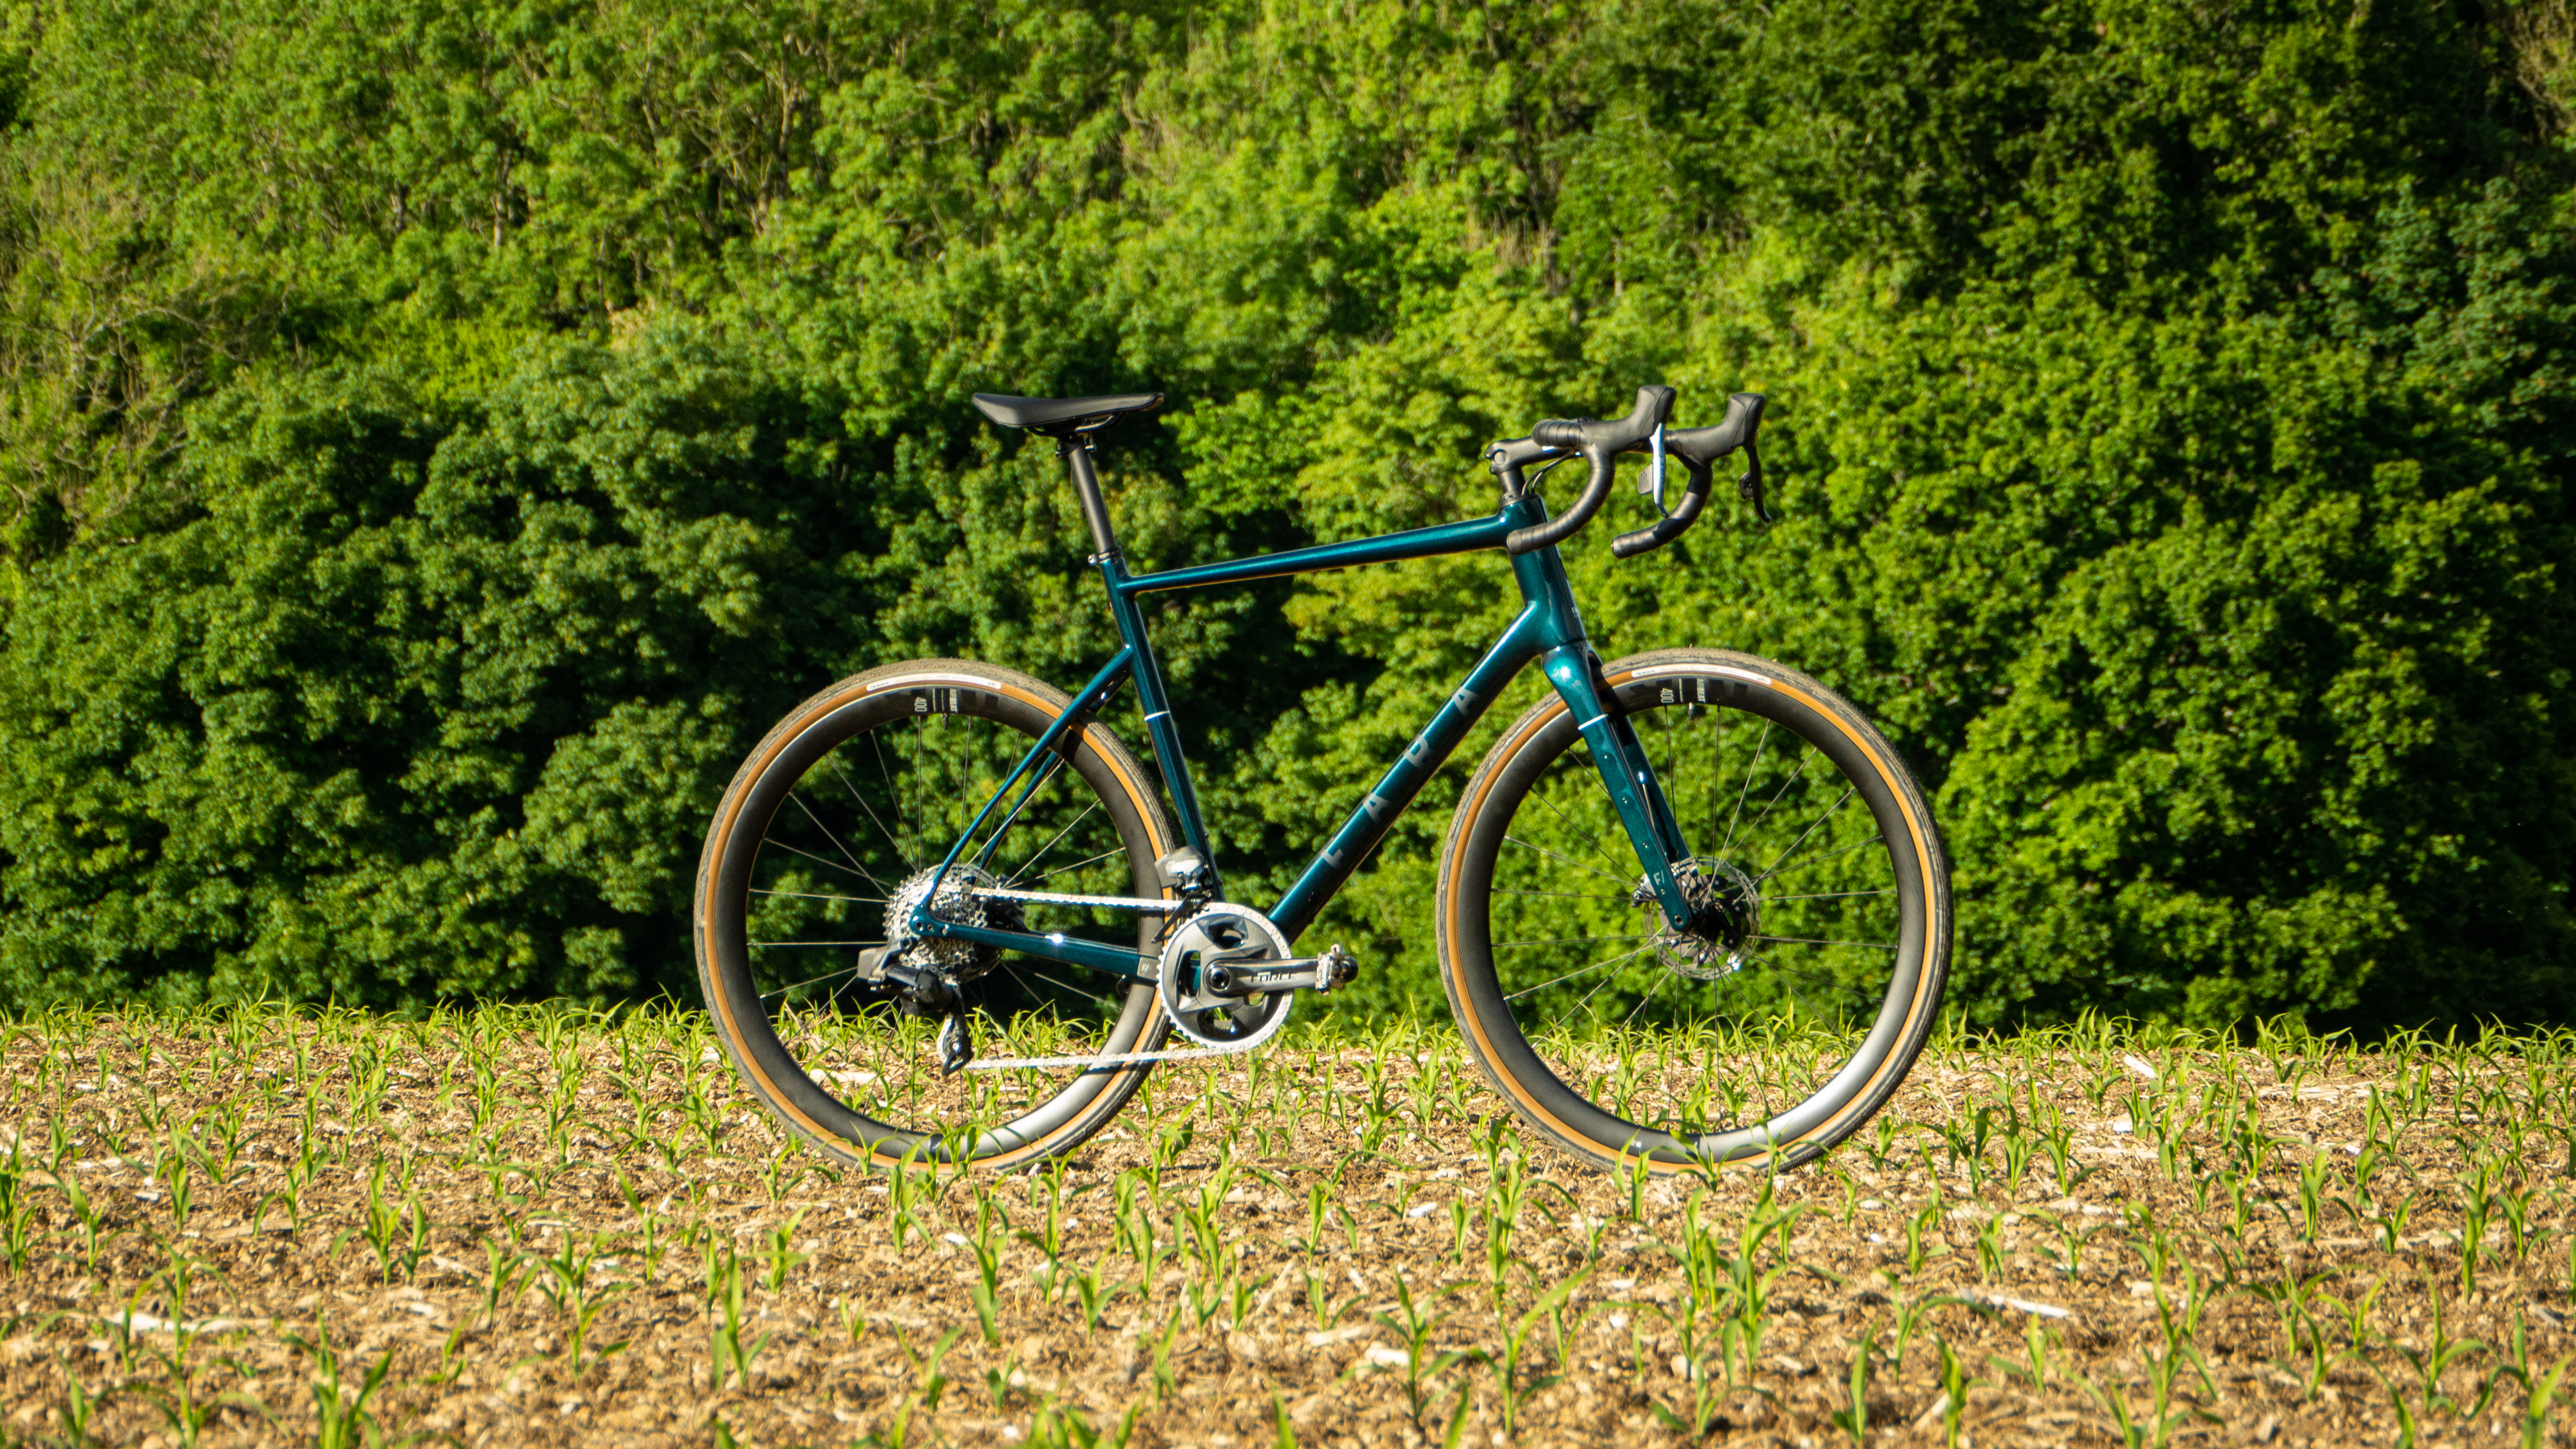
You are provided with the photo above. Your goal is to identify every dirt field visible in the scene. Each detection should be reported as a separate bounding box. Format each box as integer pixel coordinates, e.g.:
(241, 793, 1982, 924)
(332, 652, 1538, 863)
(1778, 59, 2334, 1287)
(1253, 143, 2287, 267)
(0, 1004, 2570, 1447)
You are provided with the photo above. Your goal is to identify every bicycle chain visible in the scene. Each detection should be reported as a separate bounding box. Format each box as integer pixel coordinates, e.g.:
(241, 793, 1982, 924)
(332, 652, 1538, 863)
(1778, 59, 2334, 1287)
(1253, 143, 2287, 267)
(962, 992, 1294, 1072)
(970, 886, 1180, 915)
(957, 1031, 1278, 1073)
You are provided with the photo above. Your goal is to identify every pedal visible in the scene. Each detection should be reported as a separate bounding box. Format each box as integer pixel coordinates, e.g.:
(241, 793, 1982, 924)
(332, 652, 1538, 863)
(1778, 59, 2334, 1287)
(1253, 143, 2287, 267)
(935, 1013, 975, 1076)
(1316, 943, 1357, 993)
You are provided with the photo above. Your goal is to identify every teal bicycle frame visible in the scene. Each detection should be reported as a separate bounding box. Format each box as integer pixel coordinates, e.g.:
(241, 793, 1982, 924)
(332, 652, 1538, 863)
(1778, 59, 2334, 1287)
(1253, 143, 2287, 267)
(907, 490, 1701, 978)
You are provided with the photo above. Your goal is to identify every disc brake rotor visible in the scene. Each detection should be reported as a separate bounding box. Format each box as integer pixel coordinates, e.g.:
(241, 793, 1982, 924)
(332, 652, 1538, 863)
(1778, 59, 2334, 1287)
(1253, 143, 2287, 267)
(1634, 857, 1761, 980)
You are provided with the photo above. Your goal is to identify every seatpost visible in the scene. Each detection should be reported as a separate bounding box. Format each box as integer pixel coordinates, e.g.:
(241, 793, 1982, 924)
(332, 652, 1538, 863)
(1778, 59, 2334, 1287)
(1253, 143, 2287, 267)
(1057, 436, 1121, 559)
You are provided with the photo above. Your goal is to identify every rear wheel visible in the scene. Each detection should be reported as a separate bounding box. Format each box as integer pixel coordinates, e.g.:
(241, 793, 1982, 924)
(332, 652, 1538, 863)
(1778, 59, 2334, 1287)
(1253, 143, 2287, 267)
(694, 659, 1174, 1170)
(1437, 648, 1949, 1173)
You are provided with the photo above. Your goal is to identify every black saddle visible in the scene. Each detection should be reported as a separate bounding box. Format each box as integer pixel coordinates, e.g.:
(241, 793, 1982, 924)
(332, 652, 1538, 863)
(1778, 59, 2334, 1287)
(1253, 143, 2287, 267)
(971, 391, 1163, 436)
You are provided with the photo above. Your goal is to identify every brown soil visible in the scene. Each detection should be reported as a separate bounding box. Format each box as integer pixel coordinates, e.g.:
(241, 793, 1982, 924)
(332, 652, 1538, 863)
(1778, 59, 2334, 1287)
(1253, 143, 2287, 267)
(0, 1009, 2569, 1448)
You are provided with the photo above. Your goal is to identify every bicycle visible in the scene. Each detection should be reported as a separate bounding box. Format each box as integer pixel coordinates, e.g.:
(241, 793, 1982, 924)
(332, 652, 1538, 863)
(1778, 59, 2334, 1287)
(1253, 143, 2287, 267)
(693, 383, 1951, 1174)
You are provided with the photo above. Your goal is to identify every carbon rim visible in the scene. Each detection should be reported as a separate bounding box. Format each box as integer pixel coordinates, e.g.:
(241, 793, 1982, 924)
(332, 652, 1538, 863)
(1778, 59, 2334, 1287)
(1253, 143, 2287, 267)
(696, 666, 1170, 1166)
(1443, 654, 1944, 1168)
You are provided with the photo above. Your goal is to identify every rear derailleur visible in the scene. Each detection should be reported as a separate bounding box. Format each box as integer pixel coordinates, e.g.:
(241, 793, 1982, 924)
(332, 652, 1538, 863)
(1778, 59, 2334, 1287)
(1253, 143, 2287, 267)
(852, 947, 979, 1075)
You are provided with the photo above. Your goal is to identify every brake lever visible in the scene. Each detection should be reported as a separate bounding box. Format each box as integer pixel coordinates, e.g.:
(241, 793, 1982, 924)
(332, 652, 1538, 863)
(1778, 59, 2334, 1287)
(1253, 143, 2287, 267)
(1636, 423, 1668, 514)
(1738, 440, 1769, 526)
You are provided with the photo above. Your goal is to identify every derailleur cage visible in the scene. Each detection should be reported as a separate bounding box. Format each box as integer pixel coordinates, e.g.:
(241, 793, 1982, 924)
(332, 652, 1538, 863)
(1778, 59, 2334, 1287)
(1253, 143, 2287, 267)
(852, 948, 979, 1075)
(935, 1012, 975, 1075)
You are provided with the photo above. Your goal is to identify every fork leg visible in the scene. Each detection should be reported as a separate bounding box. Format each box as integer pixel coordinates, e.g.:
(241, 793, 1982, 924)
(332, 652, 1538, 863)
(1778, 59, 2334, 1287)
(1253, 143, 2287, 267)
(1538, 643, 1696, 926)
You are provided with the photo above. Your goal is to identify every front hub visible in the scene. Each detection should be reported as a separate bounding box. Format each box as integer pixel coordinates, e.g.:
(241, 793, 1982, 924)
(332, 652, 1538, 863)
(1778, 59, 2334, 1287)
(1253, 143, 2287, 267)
(1633, 857, 1761, 980)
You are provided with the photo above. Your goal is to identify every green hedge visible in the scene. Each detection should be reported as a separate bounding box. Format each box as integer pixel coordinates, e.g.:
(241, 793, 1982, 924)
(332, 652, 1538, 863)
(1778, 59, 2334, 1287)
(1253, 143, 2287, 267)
(0, 0, 2570, 1026)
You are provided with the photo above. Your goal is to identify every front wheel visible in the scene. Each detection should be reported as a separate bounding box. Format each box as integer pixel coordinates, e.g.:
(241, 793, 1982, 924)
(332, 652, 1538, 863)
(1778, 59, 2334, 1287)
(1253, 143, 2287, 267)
(1437, 648, 1950, 1173)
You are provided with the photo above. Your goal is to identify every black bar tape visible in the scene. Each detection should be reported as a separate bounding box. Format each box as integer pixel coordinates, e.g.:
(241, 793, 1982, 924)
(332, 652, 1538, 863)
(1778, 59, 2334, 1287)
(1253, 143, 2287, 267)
(1610, 459, 1715, 558)
(1505, 385, 1677, 555)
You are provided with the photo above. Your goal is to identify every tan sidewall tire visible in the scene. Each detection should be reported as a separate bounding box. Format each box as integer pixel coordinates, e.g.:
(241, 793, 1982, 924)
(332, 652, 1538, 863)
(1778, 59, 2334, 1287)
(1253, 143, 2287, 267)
(693, 658, 1177, 1172)
(1435, 647, 1951, 1174)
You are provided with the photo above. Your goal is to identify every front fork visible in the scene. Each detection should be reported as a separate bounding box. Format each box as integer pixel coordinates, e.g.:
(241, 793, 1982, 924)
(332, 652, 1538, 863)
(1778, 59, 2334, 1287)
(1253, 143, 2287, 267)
(1538, 642, 1699, 928)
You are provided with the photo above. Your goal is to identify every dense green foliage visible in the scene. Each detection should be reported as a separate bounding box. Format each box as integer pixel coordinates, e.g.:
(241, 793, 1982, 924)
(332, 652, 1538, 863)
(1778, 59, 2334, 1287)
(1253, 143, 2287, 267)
(0, 0, 2570, 1027)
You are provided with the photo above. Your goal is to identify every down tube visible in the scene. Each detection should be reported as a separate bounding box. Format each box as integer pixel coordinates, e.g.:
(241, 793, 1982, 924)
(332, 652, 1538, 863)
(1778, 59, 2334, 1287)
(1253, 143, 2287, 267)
(1271, 609, 1553, 940)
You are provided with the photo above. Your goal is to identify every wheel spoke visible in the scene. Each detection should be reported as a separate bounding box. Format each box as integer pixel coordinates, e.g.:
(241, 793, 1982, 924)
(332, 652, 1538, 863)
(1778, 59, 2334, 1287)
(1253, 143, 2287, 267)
(857, 733, 920, 869)
(1530, 772, 1632, 881)
(751, 887, 878, 906)
(759, 962, 869, 1001)
(1752, 785, 1858, 881)
(1005, 800, 1104, 888)
(1620, 971, 1673, 1030)
(1503, 946, 1653, 1003)
(786, 790, 891, 894)
(1564, 954, 1630, 1031)
(1501, 835, 1632, 887)
(973, 752, 1071, 872)
(1001, 959, 1119, 1011)
(1754, 807, 1871, 885)
(1660, 708, 1682, 826)
(759, 836, 888, 887)
(825, 753, 918, 875)
(1718, 720, 1771, 857)
(1741, 746, 1815, 842)
(1030, 845, 1123, 881)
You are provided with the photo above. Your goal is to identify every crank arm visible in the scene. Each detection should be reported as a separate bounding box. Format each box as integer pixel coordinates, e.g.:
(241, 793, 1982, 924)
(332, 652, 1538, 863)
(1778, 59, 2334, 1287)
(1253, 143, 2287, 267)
(1203, 945, 1358, 998)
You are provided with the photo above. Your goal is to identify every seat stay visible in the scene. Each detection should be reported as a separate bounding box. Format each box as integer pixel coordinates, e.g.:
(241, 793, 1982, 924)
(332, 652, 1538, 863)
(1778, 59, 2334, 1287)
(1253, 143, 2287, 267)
(915, 645, 1138, 922)
(1098, 551, 1220, 871)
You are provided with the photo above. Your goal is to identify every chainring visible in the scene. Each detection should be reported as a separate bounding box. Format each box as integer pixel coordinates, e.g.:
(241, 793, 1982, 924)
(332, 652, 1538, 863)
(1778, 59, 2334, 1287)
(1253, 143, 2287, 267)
(1156, 904, 1294, 1050)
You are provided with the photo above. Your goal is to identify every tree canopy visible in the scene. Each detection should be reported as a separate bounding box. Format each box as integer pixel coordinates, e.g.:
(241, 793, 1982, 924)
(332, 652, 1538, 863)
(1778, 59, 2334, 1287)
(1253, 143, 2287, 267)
(1, 0, 2570, 1029)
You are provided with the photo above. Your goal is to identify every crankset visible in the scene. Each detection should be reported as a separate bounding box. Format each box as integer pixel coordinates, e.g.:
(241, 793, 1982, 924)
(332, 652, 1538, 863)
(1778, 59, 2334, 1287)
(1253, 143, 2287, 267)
(959, 902, 1356, 1072)
(1157, 903, 1295, 1051)
(868, 889, 1359, 1075)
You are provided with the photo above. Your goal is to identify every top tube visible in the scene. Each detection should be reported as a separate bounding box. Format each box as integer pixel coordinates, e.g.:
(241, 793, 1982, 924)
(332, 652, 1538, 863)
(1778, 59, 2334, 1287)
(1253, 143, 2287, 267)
(1115, 510, 1524, 597)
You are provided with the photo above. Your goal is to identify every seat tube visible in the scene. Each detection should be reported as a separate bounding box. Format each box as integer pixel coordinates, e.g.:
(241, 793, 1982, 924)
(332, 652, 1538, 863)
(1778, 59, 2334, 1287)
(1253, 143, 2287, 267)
(1095, 552, 1221, 873)
(1060, 437, 1121, 559)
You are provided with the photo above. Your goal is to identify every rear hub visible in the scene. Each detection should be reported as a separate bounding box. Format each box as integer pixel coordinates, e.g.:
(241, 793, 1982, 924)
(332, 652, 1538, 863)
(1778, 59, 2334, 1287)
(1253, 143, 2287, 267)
(854, 865, 1027, 1019)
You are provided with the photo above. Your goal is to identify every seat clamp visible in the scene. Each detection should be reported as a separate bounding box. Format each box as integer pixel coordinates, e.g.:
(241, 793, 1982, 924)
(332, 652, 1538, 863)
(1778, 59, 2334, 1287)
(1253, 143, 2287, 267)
(1088, 548, 1123, 566)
